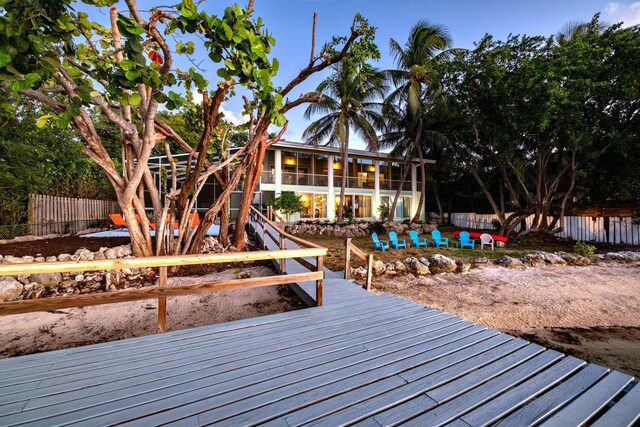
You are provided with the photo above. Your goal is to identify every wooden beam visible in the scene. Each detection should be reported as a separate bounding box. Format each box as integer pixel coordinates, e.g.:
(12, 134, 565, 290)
(0, 247, 327, 277)
(0, 272, 323, 316)
(316, 256, 323, 307)
(350, 244, 368, 261)
(365, 254, 373, 292)
(293, 256, 317, 272)
(344, 238, 351, 280)
(157, 266, 167, 333)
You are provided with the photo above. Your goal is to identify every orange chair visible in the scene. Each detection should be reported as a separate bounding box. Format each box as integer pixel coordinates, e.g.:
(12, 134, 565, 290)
(108, 214, 127, 229)
(188, 213, 201, 227)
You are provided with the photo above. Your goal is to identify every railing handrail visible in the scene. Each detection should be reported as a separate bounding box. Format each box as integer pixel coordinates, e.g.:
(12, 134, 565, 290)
(252, 206, 325, 250)
(344, 237, 374, 291)
(0, 247, 326, 277)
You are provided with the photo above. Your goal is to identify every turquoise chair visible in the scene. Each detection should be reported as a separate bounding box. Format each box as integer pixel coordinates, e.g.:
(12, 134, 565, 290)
(459, 231, 475, 250)
(371, 233, 389, 252)
(431, 229, 449, 248)
(389, 231, 407, 249)
(409, 230, 427, 248)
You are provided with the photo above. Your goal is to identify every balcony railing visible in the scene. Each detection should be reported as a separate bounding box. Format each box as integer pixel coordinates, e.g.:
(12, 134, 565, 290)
(260, 171, 417, 191)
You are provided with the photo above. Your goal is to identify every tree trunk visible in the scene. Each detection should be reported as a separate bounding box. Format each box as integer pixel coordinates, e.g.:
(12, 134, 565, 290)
(411, 125, 425, 223)
(433, 181, 444, 225)
(387, 159, 411, 222)
(337, 130, 350, 224)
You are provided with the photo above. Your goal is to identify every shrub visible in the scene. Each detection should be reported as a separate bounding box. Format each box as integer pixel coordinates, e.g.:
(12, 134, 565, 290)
(574, 240, 596, 256)
(368, 221, 385, 235)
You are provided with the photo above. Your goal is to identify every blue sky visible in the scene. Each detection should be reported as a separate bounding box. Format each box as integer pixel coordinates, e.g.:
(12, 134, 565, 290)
(204, 0, 639, 149)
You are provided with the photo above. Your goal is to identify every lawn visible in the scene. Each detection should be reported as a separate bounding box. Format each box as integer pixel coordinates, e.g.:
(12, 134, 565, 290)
(301, 226, 532, 272)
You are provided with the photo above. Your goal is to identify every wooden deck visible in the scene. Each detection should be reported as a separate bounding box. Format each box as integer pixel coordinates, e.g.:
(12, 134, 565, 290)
(0, 220, 638, 426)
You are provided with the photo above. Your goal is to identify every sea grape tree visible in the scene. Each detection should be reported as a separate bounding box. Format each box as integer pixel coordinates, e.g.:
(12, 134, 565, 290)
(0, 0, 378, 255)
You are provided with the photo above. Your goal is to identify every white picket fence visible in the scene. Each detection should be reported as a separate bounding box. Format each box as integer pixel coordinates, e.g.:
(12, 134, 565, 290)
(449, 212, 640, 245)
(27, 194, 120, 235)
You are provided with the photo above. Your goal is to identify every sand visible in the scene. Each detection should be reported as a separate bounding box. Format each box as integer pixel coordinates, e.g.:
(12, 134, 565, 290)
(373, 264, 640, 376)
(0, 266, 304, 358)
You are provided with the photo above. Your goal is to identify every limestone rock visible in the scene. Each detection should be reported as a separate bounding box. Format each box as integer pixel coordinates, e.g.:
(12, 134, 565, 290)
(410, 258, 431, 275)
(28, 273, 62, 288)
(372, 260, 386, 275)
(0, 277, 23, 302)
(456, 259, 472, 273)
(496, 255, 525, 269)
(58, 253, 72, 262)
(93, 250, 106, 260)
(73, 248, 94, 261)
(104, 248, 117, 259)
(24, 283, 45, 299)
(471, 257, 493, 269)
(45, 256, 57, 262)
(393, 260, 407, 274)
(428, 254, 457, 274)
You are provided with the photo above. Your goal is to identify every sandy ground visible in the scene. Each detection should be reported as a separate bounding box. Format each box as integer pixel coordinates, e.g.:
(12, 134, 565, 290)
(0, 266, 304, 358)
(373, 264, 640, 377)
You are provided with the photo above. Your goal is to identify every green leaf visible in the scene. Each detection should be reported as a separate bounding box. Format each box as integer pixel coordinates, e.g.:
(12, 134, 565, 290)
(221, 23, 233, 41)
(217, 68, 230, 80)
(0, 52, 11, 68)
(35, 114, 55, 128)
(224, 59, 236, 71)
(128, 93, 142, 106)
(23, 73, 40, 88)
(180, 0, 198, 19)
(120, 59, 136, 70)
(272, 57, 279, 74)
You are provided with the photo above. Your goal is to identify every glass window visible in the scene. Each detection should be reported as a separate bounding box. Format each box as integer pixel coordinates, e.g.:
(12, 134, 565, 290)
(313, 194, 327, 218)
(299, 193, 313, 218)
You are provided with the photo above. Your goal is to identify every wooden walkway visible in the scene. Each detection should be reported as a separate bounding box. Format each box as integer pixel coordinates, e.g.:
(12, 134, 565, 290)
(0, 222, 638, 425)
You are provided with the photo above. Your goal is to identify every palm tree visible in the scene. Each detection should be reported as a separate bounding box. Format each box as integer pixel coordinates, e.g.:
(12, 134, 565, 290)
(386, 20, 456, 223)
(303, 63, 387, 224)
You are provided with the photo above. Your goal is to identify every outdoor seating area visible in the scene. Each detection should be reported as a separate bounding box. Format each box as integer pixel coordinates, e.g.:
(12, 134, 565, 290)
(371, 228, 498, 252)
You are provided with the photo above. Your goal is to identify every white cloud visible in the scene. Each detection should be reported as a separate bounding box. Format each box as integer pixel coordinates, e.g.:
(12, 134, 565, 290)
(603, 2, 640, 27)
(219, 105, 246, 126)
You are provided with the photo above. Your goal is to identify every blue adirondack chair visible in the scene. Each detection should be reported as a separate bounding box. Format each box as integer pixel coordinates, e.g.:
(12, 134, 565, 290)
(409, 230, 427, 248)
(431, 229, 449, 248)
(459, 231, 475, 250)
(389, 231, 407, 249)
(371, 233, 389, 252)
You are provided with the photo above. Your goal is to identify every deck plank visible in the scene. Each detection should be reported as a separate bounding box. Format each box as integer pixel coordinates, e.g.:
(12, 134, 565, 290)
(0, 218, 636, 426)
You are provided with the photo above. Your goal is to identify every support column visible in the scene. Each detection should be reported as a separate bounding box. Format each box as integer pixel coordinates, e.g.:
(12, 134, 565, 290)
(327, 155, 335, 221)
(373, 160, 380, 220)
(411, 163, 418, 219)
(274, 149, 282, 196)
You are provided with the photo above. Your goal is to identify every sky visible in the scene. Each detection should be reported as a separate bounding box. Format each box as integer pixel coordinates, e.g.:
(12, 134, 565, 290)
(98, 1, 640, 149)
(207, 0, 640, 149)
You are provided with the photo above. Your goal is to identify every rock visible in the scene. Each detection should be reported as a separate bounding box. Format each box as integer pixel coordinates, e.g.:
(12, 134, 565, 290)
(418, 257, 430, 267)
(113, 246, 126, 258)
(24, 283, 45, 299)
(93, 250, 106, 260)
(0, 277, 23, 302)
(428, 254, 457, 274)
(471, 257, 493, 269)
(73, 248, 94, 261)
(393, 260, 407, 274)
(383, 263, 397, 276)
(104, 248, 117, 259)
(496, 255, 525, 269)
(541, 252, 567, 265)
(344, 230, 354, 238)
(2, 256, 32, 264)
(456, 259, 472, 273)
(28, 273, 62, 288)
(58, 253, 72, 262)
(410, 258, 431, 275)
(523, 253, 545, 267)
(17, 274, 30, 285)
(34, 256, 45, 263)
(372, 260, 386, 275)
(122, 245, 132, 256)
(75, 274, 85, 282)
(616, 251, 640, 262)
(45, 256, 57, 262)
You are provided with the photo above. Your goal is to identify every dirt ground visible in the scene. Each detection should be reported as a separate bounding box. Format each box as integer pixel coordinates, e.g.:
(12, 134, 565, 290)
(0, 266, 305, 358)
(0, 235, 131, 257)
(373, 264, 640, 377)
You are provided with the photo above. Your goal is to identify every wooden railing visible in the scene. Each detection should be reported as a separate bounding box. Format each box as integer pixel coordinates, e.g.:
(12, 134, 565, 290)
(0, 247, 326, 333)
(344, 238, 374, 291)
(249, 206, 325, 306)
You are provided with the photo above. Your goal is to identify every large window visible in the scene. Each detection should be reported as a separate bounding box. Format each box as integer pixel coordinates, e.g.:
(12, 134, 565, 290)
(299, 193, 328, 219)
(335, 194, 373, 218)
(382, 196, 412, 219)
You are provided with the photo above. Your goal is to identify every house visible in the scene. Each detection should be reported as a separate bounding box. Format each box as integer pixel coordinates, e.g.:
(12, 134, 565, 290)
(147, 140, 433, 222)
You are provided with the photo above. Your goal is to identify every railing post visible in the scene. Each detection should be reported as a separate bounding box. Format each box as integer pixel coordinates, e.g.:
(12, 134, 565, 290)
(344, 238, 351, 280)
(157, 266, 167, 333)
(365, 254, 374, 292)
(279, 234, 286, 274)
(316, 256, 323, 306)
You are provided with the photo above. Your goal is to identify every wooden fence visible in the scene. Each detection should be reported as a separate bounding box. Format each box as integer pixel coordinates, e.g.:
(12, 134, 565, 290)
(344, 238, 374, 291)
(27, 194, 120, 235)
(449, 212, 640, 245)
(0, 242, 327, 333)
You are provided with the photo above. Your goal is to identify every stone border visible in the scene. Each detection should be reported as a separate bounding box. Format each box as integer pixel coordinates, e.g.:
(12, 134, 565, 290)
(350, 250, 640, 279)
